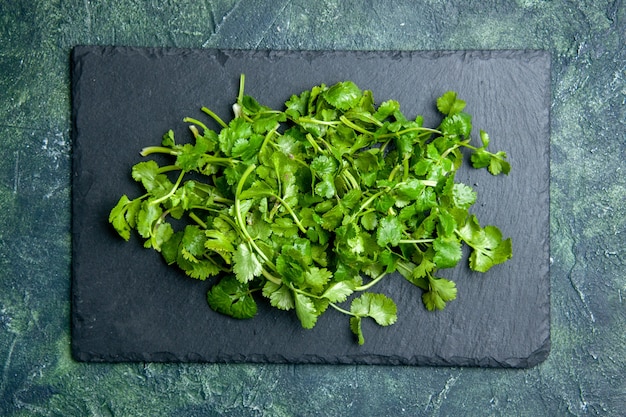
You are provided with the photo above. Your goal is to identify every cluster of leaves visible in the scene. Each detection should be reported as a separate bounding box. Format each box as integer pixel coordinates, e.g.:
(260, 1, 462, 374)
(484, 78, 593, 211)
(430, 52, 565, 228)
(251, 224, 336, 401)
(109, 75, 512, 344)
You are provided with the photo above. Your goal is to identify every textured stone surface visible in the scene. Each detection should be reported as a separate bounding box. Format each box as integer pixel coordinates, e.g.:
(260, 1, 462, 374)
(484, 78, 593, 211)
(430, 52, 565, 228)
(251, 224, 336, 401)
(0, 0, 624, 415)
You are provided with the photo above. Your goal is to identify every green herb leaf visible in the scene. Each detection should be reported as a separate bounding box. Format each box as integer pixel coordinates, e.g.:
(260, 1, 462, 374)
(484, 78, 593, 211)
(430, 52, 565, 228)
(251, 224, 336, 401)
(350, 293, 398, 326)
(207, 276, 257, 319)
(232, 243, 264, 283)
(436, 91, 466, 116)
(422, 276, 457, 311)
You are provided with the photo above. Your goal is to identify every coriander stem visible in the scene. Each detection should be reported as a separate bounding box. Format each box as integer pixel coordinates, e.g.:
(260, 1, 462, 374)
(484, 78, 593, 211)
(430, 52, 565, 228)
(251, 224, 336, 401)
(305, 133, 324, 154)
(261, 268, 282, 285)
(354, 271, 386, 292)
(397, 238, 434, 244)
(157, 165, 183, 174)
(387, 164, 402, 182)
(150, 171, 185, 205)
(234, 164, 274, 267)
(378, 126, 441, 140)
(402, 158, 410, 182)
(357, 189, 387, 214)
(259, 125, 279, 157)
(140, 146, 179, 157)
(189, 212, 208, 229)
(341, 169, 360, 191)
(270, 194, 308, 234)
(201, 107, 228, 128)
(339, 115, 372, 135)
(297, 117, 339, 126)
(237, 73, 245, 106)
(183, 117, 209, 132)
(329, 303, 355, 317)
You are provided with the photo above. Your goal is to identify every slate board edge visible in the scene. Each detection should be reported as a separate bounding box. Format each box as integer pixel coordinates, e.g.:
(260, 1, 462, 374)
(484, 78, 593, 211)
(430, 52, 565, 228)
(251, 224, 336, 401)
(70, 45, 551, 368)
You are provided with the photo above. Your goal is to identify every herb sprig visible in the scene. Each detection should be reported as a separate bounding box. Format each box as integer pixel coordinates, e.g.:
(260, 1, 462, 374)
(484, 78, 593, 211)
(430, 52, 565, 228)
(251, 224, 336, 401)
(109, 75, 512, 344)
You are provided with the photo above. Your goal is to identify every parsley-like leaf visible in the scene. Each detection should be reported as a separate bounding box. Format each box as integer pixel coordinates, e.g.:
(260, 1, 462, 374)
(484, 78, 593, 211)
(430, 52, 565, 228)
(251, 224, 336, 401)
(207, 276, 257, 319)
(232, 243, 264, 283)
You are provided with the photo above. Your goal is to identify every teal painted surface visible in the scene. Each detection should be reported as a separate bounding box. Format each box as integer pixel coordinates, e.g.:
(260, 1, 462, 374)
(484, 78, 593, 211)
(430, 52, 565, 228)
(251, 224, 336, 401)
(0, 0, 624, 415)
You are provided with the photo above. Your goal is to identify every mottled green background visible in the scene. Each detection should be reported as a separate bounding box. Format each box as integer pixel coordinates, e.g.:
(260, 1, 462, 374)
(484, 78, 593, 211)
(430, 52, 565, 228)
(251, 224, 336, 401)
(1, 1, 624, 415)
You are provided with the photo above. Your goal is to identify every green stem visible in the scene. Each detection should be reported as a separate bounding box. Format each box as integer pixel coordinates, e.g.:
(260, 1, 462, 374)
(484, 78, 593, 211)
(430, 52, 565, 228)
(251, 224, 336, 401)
(297, 117, 339, 126)
(339, 115, 372, 135)
(150, 171, 185, 205)
(237, 73, 246, 105)
(387, 164, 402, 182)
(270, 194, 308, 234)
(378, 126, 441, 140)
(140, 146, 179, 157)
(357, 189, 387, 214)
(189, 212, 208, 229)
(261, 268, 282, 285)
(234, 164, 275, 267)
(259, 125, 279, 157)
(329, 302, 355, 317)
(398, 238, 434, 244)
(402, 157, 410, 182)
(201, 107, 228, 128)
(341, 168, 360, 191)
(354, 271, 386, 292)
(305, 133, 325, 154)
(183, 117, 209, 132)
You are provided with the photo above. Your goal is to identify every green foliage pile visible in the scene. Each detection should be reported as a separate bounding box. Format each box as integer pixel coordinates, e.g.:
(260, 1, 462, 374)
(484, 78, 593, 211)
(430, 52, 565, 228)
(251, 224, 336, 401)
(110, 75, 511, 344)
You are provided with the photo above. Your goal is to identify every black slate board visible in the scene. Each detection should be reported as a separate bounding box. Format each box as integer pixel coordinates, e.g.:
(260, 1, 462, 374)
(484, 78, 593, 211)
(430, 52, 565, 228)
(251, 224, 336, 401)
(71, 46, 550, 367)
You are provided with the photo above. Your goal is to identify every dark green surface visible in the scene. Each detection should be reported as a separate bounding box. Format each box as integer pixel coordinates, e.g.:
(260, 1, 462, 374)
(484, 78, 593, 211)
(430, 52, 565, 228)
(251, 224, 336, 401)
(0, 1, 624, 415)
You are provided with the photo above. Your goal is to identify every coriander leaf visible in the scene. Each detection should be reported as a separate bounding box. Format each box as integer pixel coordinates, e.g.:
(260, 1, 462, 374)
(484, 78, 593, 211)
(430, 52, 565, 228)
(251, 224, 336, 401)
(350, 316, 365, 345)
(109, 195, 134, 241)
(437, 208, 457, 237)
(294, 292, 319, 329)
(422, 276, 457, 311)
(376, 216, 403, 247)
(262, 281, 295, 310)
(232, 243, 264, 283)
(350, 293, 398, 326)
(161, 129, 176, 147)
(310, 154, 336, 176)
(185, 259, 222, 280)
(315, 178, 336, 199)
(182, 225, 207, 257)
(218, 117, 252, 155)
(321, 281, 354, 303)
(285, 90, 310, 119)
(452, 183, 477, 209)
(373, 99, 400, 121)
(479, 129, 490, 147)
(470, 130, 510, 175)
(439, 112, 472, 138)
(323, 81, 362, 111)
(207, 276, 257, 319)
(304, 267, 333, 294)
(458, 215, 513, 272)
(488, 151, 511, 176)
(204, 229, 236, 261)
(432, 236, 462, 269)
(470, 148, 511, 175)
(412, 255, 436, 281)
(436, 91, 466, 116)
(136, 201, 163, 239)
(152, 222, 174, 252)
(360, 211, 378, 231)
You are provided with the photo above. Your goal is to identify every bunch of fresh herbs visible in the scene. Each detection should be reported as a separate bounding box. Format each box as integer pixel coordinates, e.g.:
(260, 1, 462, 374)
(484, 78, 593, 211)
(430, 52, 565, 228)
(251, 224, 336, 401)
(109, 75, 512, 344)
